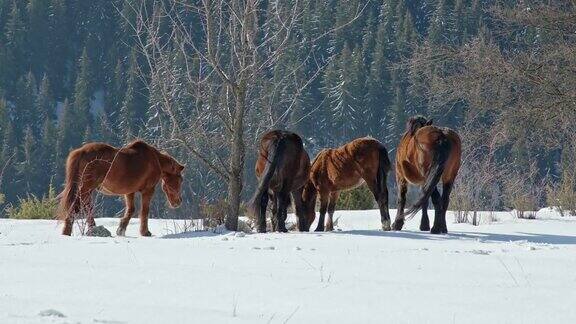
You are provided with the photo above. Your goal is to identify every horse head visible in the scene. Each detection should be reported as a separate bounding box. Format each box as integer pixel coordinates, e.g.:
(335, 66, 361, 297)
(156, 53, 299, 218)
(406, 115, 433, 136)
(300, 180, 318, 230)
(160, 154, 185, 208)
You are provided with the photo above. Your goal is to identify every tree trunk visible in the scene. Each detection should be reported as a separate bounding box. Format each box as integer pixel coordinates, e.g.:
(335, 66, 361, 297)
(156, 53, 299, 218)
(225, 88, 246, 231)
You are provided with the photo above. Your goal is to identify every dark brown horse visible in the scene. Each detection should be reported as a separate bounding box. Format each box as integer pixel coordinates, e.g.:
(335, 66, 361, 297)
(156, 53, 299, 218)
(249, 130, 313, 233)
(392, 116, 462, 234)
(58, 140, 184, 236)
(305, 137, 391, 232)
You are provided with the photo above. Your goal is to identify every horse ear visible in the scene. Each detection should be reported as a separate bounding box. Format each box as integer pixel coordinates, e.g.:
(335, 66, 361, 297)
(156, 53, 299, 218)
(426, 119, 433, 126)
(177, 164, 185, 172)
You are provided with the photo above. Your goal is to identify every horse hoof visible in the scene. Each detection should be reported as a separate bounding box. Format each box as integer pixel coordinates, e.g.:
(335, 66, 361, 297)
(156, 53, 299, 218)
(381, 220, 391, 231)
(257, 227, 267, 233)
(430, 227, 442, 234)
(314, 227, 324, 232)
(116, 227, 126, 236)
(391, 221, 403, 231)
(420, 224, 430, 231)
(141, 230, 152, 237)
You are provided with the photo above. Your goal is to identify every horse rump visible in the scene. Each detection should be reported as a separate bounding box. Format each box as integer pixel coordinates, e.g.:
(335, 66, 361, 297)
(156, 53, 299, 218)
(248, 136, 288, 232)
(402, 137, 451, 219)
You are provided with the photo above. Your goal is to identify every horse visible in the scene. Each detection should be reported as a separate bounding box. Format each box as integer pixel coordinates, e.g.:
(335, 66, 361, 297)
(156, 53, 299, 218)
(304, 137, 391, 232)
(392, 116, 462, 234)
(57, 140, 185, 237)
(248, 130, 314, 233)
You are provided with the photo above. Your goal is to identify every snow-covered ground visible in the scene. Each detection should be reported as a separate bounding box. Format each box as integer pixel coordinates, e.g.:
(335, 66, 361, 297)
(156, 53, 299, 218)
(1, 209, 576, 324)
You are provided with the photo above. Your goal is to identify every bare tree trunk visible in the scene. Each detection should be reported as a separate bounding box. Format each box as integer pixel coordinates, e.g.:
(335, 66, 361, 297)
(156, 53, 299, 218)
(225, 88, 246, 231)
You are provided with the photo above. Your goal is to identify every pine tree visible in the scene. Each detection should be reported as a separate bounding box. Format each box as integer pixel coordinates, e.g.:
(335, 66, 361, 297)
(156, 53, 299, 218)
(366, 5, 396, 139)
(58, 98, 79, 154)
(106, 59, 125, 125)
(120, 48, 147, 142)
(0, 97, 8, 144)
(27, 0, 50, 77)
(0, 115, 14, 163)
(46, 0, 69, 98)
(14, 72, 38, 138)
(467, 0, 482, 38)
(73, 47, 93, 135)
(323, 43, 366, 142)
(18, 127, 42, 195)
(82, 126, 93, 145)
(454, 0, 466, 44)
(428, 0, 458, 45)
(39, 118, 58, 190)
(94, 112, 115, 144)
(4, 2, 26, 68)
(390, 82, 408, 143)
(35, 74, 54, 134)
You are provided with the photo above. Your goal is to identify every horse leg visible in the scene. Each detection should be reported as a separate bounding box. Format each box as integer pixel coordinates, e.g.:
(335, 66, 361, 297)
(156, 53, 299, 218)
(257, 191, 270, 233)
(276, 191, 289, 233)
(392, 179, 408, 231)
(440, 182, 453, 234)
(116, 193, 136, 236)
(325, 192, 339, 231)
(366, 178, 391, 231)
(430, 188, 441, 234)
(420, 194, 430, 231)
(315, 192, 329, 232)
(79, 190, 95, 235)
(292, 187, 308, 231)
(139, 188, 155, 236)
(271, 193, 279, 232)
(62, 215, 74, 236)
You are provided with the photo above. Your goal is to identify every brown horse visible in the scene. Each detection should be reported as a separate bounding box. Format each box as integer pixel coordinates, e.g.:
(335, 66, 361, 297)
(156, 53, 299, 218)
(58, 140, 184, 236)
(304, 137, 391, 232)
(392, 116, 462, 234)
(249, 130, 313, 233)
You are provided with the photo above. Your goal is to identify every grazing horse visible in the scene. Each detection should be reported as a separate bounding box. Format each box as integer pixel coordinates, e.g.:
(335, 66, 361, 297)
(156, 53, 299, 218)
(58, 140, 184, 236)
(249, 130, 313, 233)
(392, 116, 462, 234)
(305, 137, 391, 232)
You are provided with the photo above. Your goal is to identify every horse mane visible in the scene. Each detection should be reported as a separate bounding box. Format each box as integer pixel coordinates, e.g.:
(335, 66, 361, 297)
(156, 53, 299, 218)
(406, 115, 432, 136)
(125, 140, 183, 174)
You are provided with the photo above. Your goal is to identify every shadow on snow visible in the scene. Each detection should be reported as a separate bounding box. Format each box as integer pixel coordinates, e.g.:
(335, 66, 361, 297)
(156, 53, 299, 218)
(334, 230, 576, 245)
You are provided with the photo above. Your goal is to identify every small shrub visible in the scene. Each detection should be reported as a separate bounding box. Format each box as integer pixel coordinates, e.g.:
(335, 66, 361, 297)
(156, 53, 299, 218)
(504, 163, 543, 220)
(199, 199, 254, 232)
(199, 199, 227, 229)
(336, 185, 375, 210)
(7, 185, 58, 220)
(547, 169, 576, 216)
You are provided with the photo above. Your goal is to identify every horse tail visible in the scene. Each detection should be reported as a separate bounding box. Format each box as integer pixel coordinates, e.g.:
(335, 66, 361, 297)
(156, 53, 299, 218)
(248, 136, 287, 224)
(376, 145, 391, 197)
(57, 150, 83, 221)
(403, 137, 451, 219)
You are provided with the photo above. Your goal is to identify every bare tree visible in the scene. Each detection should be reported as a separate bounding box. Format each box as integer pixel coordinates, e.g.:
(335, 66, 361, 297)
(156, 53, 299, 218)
(125, 0, 366, 230)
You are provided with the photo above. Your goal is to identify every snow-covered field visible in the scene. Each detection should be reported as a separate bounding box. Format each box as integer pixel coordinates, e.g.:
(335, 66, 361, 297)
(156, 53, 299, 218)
(1, 209, 575, 324)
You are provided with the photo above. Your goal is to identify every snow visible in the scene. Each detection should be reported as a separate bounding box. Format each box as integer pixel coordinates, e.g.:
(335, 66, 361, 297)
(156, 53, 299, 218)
(1, 209, 576, 324)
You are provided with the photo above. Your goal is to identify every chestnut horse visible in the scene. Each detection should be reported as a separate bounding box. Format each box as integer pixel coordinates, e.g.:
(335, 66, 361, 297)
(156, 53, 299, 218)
(249, 130, 313, 233)
(305, 137, 391, 232)
(392, 116, 462, 234)
(58, 140, 184, 236)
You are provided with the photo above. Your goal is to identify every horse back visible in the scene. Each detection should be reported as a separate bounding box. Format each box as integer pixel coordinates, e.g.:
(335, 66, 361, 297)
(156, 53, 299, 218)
(91, 140, 163, 193)
(255, 130, 310, 192)
(311, 137, 385, 191)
